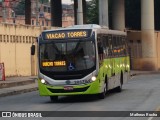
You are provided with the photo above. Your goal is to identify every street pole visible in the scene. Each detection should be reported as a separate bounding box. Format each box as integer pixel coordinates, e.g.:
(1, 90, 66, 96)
(2, 0, 6, 23)
(99, 0, 109, 26)
(77, 0, 83, 25)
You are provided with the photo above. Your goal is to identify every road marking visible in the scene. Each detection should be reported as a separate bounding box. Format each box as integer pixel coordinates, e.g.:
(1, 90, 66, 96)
(147, 106, 160, 120)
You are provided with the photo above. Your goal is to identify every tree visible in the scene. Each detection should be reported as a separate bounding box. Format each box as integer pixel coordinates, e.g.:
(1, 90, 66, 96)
(14, 0, 25, 15)
(39, 0, 49, 4)
(86, 0, 99, 24)
(86, 0, 112, 27)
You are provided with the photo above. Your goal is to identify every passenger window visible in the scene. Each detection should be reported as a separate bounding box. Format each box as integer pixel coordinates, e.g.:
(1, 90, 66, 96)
(108, 35, 112, 57)
(97, 36, 104, 61)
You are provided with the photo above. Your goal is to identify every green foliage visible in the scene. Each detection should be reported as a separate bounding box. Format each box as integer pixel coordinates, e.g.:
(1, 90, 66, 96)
(86, 0, 112, 26)
(14, 0, 25, 15)
(39, 0, 49, 4)
(86, 0, 99, 24)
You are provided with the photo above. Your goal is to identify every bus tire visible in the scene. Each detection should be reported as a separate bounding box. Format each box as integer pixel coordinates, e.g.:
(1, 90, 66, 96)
(115, 73, 123, 92)
(98, 83, 107, 99)
(98, 77, 107, 99)
(50, 96, 58, 102)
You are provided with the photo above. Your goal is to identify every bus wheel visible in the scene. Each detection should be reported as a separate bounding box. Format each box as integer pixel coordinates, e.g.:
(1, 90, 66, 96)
(115, 74, 123, 92)
(115, 83, 122, 92)
(98, 83, 107, 99)
(50, 96, 58, 102)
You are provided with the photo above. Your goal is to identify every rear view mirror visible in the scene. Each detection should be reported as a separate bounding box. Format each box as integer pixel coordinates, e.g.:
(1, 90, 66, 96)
(31, 45, 35, 55)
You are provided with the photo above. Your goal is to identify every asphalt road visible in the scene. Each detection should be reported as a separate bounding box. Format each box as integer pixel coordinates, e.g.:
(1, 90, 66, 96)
(0, 74, 160, 120)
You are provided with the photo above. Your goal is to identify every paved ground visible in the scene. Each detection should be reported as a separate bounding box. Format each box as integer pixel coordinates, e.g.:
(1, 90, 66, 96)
(0, 70, 159, 97)
(0, 73, 160, 120)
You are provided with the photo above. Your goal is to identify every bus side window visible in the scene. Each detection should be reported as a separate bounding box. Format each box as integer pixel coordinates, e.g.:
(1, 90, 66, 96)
(117, 36, 121, 56)
(119, 36, 123, 56)
(124, 37, 128, 55)
(102, 35, 109, 58)
(112, 35, 117, 57)
(108, 35, 112, 57)
(97, 35, 104, 61)
(122, 37, 127, 55)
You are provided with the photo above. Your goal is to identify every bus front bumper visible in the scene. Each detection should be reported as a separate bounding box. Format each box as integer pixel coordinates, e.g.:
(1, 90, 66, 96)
(38, 79, 101, 96)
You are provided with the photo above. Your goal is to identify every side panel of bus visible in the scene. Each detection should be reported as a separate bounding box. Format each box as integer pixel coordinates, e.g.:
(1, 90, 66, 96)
(97, 33, 130, 92)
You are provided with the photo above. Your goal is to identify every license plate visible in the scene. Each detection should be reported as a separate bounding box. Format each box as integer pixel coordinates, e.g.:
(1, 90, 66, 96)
(64, 86, 73, 91)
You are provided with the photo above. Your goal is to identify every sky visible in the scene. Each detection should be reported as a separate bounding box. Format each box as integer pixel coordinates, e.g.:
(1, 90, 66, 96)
(62, 0, 73, 4)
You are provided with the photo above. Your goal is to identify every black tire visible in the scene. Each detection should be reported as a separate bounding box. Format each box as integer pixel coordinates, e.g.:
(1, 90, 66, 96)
(50, 96, 58, 102)
(115, 85, 122, 92)
(115, 73, 123, 92)
(98, 83, 107, 99)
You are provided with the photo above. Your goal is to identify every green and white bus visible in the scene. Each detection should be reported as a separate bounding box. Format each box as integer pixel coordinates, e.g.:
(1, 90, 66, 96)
(33, 24, 130, 102)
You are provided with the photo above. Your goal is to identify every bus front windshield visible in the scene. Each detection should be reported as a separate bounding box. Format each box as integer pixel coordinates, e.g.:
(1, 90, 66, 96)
(39, 40, 96, 74)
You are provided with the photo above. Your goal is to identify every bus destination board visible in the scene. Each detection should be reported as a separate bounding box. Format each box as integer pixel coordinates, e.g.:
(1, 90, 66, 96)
(42, 61, 66, 67)
(43, 30, 91, 40)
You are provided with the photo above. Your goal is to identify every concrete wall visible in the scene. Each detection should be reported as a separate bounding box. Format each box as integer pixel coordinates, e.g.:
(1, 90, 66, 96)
(155, 32, 160, 71)
(127, 30, 160, 71)
(0, 23, 51, 76)
(1, 24, 159, 77)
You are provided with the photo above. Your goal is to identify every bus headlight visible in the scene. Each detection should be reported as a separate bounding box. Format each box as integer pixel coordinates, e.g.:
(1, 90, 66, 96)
(91, 76, 96, 81)
(41, 79, 46, 84)
(40, 79, 50, 85)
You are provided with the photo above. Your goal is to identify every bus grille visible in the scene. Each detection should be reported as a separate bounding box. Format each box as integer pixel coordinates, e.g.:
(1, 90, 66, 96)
(47, 86, 90, 93)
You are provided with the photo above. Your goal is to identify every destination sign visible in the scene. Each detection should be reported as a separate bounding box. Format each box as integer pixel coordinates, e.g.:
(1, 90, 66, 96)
(43, 30, 91, 40)
(42, 61, 66, 67)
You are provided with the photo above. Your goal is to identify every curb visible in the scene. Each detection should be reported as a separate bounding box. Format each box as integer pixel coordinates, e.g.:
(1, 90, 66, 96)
(0, 79, 36, 89)
(130, 71, 160, 77)
(0, 87, 38, 98)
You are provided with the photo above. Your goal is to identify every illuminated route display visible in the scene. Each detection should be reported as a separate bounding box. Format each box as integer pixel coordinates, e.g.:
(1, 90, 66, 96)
(42, 29, 92, 40)
(42, 61, 66, 67)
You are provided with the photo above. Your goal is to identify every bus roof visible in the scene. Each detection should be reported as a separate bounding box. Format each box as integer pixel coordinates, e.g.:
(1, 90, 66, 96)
(44, 24, 101, 32)
(97, 29, 127, 36)
(43, 24, 126, 36)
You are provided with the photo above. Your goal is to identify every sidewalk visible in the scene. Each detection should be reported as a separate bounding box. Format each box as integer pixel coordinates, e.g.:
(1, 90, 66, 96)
(0, 76, 38, 97)
(0, 70, 159, 98)
(130, 70, 160, 76)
